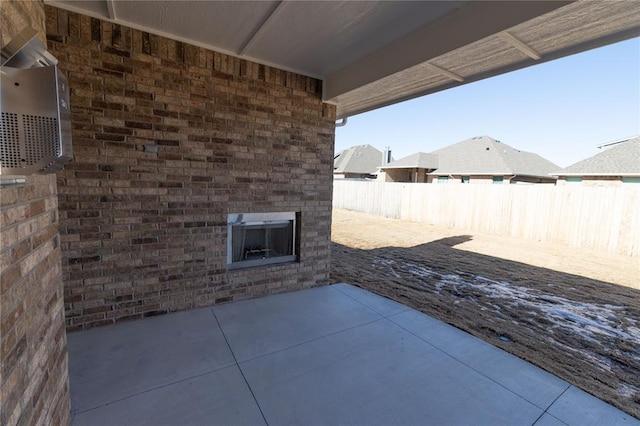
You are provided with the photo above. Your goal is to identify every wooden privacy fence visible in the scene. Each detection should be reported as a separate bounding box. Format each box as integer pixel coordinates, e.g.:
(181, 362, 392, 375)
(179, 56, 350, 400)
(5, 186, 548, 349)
(333, 180, 640, 257)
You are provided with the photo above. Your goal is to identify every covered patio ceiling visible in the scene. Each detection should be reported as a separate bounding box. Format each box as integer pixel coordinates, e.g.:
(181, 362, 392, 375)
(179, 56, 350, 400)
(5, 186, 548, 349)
(47, 0, 640, 119)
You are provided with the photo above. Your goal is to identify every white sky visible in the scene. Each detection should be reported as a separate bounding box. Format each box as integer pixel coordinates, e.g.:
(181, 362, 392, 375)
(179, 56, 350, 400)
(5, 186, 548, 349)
(335, 37, 640, 168)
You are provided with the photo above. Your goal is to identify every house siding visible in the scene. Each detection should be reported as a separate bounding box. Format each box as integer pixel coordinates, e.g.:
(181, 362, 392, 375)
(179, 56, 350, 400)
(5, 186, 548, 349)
(45, 6, 335, 330)
(429, 175, 500, 184)
(510, 176, 556, 184)
(427, 175, 555, 184)
(557, 176, 626, 187)
(0, 1, 71, 425)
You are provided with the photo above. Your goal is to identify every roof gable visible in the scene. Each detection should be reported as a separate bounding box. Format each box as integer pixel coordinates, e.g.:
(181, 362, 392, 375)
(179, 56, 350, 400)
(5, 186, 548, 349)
(380, 152, 438, 169)
(561, 136, 640, 176)
(334, 144, 383, 174)
(429, 136, 560, 177)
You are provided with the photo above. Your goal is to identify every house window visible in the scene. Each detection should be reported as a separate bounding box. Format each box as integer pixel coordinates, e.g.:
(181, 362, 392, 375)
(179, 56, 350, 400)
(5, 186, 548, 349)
(492, 176, 504, 184)
(438, 176, 449, 183)
(461, 176, 470, 184)
(566, 177, 582, 183)
(622, 177, 640, 183)
(227, 212, 297, 270)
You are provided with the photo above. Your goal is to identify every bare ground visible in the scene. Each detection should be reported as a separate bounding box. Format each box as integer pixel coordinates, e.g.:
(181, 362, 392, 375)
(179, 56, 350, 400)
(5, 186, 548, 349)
(330, 208, 640, 419)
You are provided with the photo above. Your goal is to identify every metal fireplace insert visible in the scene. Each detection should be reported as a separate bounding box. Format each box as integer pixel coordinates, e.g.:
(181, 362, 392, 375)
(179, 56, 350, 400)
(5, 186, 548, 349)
(227, 212, 297, 269)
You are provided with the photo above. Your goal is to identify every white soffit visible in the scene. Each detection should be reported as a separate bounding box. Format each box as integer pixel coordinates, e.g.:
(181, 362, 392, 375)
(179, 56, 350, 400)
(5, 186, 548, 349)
(46, 0, 640, 119)
(241, 1, 462, 76)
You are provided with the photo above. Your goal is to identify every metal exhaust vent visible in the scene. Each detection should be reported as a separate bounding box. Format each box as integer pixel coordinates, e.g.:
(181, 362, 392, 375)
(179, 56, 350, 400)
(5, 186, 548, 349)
(0, 27, 72, 180)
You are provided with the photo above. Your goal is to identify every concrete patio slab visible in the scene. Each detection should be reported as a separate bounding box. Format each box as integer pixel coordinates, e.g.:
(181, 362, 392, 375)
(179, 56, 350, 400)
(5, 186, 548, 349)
(67, 307, 235, 412)
(67, 283, 639, 425)
(212, 285, 382, 362)
(547, 385, 638, 426)
(240, 318, 542, 425)
(533, 413, 569, 426)
(72, 366, 266, 426)
(332, 282, 411, 317)
(389, 309, 570, 409)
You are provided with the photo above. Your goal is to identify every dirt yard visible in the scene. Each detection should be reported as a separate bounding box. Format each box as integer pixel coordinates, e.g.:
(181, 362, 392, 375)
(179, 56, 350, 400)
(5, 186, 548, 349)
(330, 208, 640, 419)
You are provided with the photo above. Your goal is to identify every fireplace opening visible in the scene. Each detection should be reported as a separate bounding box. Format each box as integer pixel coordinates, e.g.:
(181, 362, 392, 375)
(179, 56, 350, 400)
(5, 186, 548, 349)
(227, 212, 297, 269)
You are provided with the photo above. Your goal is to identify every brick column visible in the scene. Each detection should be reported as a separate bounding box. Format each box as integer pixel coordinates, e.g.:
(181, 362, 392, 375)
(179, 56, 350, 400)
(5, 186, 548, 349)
(0, 2, 72, 425)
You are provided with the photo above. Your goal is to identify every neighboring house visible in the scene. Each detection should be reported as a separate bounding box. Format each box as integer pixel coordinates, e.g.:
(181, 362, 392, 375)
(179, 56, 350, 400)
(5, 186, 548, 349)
(555, 136, 640, 186)
(380, 136, 560, 184)
(378, 152, 438, 182)
(334, 144, 386, 179)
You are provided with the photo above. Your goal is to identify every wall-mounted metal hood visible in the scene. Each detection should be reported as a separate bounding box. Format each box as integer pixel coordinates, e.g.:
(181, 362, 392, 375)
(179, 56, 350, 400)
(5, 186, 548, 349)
(0, 27, 73, 180)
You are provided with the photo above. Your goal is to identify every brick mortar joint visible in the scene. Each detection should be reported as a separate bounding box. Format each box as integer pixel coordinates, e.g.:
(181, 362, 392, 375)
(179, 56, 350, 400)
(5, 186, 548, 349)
(0, 208, 59, 233)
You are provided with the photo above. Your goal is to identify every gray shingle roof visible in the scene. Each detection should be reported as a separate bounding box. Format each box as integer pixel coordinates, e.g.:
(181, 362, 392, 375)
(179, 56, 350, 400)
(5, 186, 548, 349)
(380, 152, 438, 170)
(334, 144, 383, 174)
(559, 136, 640, 176)
(428, 136, 560, 177)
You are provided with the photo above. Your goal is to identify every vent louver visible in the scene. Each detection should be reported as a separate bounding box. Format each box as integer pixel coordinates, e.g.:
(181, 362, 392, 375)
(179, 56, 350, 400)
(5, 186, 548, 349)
(0, 112, 21, 168)
(24, 115, 59, 164)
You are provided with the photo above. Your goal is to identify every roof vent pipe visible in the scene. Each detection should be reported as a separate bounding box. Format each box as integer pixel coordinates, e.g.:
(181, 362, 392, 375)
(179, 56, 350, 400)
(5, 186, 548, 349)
(335, 117, 348, 127)
(383, 146, 391, 165)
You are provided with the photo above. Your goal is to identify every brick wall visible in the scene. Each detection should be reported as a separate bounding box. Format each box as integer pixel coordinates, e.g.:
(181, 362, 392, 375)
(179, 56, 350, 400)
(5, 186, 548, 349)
(45, 6, 336, 330)
(0, 1, 71, 425)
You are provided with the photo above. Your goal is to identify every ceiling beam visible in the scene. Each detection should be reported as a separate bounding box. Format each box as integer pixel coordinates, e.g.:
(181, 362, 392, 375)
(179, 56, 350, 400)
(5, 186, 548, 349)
(426, 63, 464, 83)
(105, 0, 116, 20)
(324, 1, 572, 101)
(501, 31, 541, 60)
(237, 1, 285, 56)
